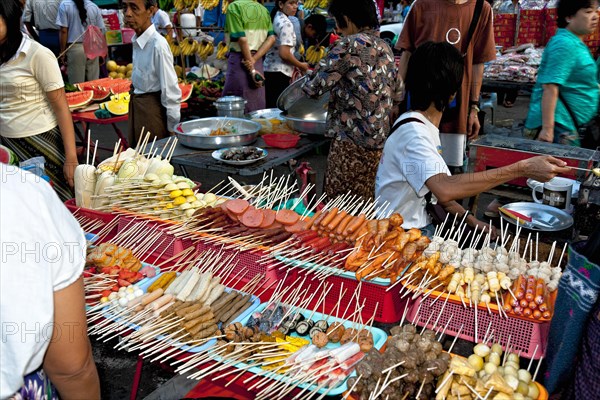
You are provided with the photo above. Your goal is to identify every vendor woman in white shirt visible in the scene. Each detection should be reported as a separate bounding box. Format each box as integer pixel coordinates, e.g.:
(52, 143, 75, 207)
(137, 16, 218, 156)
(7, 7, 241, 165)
(0, 0, 78, 202)
(123, 0, 181, 145)
(376, 42, 570, 235)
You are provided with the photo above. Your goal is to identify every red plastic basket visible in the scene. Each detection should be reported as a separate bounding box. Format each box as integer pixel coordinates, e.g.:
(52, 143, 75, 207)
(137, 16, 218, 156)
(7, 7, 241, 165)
(407, 294, 549, 359)
(116, 215, 189, 261)
(64, 198, 118, 237)
(195, 238, 287, 300)
(262, 133, 301, 149)
(274, 266, 411, 324)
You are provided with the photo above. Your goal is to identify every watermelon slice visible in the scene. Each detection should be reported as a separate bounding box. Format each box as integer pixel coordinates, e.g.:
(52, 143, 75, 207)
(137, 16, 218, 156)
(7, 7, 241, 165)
(66, 90, 94, 110)
(77, 78, 114, 91)
(110, 80, 132, 95)
(91, 86, 111, 101)
(0, 145, 17, 165)
(179, 82, 193, 102)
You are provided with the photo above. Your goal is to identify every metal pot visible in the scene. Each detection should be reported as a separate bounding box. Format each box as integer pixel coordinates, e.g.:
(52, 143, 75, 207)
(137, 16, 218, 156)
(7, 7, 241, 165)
(215, 96, 247, 118)
(174, 117, 261, 149)
(277, 76, 329, 135)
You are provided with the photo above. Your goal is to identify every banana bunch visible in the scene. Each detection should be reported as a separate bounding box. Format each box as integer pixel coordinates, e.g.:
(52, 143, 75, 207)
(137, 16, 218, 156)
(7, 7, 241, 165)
(179, 38, 198, 56)
(167, 36, 181, 56)
(197, 41, 214, 60)
(304, 0, 328, 10)
(216, 41, 228, 60)
(200, 0, 220, 11)
(222, 0, 229, 13)
(174, 0, 200, 11)
(306, 45, 326, 65)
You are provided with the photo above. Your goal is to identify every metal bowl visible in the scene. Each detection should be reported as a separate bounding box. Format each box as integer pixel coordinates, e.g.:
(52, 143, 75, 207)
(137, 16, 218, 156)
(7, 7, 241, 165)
(248, 108, 283, 120)
(175, 117, 261, 149)
(277, 75, 330, 114)
(282, 112, 327, 135)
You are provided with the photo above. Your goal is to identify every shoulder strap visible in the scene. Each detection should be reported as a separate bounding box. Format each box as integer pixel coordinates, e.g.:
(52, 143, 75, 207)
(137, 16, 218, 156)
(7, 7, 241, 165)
(558, 91, 580, 129)
(390, 117, 424, 134)
(462, 0, 484, 57)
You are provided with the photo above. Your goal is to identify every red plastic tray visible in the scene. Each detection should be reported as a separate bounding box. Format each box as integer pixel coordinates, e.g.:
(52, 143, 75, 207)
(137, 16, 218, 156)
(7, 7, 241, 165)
(407, 294, 549, 359)
(195, 239, 286, 301)
(116, 215, 190, 261)
(275, 266, 411, 324)
(64, 198, 118, 238)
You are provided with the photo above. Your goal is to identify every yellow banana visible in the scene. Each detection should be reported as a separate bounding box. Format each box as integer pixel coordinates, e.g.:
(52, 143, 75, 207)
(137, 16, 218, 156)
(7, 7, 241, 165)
(298, 44, 305, 56)
(222, 0, 229, 13)
(318, 0, 329, 8)
(174, 0, 185, 11)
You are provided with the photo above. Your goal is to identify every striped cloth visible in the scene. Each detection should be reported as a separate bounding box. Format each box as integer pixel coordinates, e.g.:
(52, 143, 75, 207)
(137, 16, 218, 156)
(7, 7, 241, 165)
(545, 242, 600, 395)
(1, 126, 73, 202)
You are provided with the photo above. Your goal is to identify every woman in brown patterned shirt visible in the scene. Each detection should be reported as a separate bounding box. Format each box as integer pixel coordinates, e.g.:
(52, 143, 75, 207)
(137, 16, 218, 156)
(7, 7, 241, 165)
(303, 0, 400, 201)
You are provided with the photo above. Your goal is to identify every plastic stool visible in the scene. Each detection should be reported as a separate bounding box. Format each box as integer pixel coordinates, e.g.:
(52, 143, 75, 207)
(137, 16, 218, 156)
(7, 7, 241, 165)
(480, 92, 497, 125)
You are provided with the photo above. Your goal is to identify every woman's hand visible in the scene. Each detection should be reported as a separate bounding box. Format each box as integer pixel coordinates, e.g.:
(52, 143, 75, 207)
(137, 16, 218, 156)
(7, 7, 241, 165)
(537, 127, 554, 143)
(242, 57, 255, 72)
(467, 108, 480, 140)
(521, 155, 569, 182)
(64, 158, 78, 187)
(299, 62, 310, 73)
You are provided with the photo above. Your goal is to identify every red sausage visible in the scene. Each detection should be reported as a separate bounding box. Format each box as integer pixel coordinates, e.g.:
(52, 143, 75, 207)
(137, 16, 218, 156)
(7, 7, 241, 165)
(275, 209, 301, 226)
(225, 199, 250, 215)
(259, 209, 276, 228)
(241, 208, 265, 228)
(535, 279, 546, 305)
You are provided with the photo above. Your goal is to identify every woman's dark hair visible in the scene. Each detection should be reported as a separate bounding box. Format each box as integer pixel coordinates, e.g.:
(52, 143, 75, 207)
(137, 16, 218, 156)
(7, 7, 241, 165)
(557, 0, 595, 28)
(328, 0, 378, 30)
(74, 0, 88, 26)
(304, 14, 327, 42)
(0, 0, 23, 65)
(271, 0, 290, 21)
(406, 42, 464, 112)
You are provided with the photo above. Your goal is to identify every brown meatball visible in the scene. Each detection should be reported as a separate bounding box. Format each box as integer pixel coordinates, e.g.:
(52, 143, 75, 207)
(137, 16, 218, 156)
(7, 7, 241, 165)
(312, 331, 329, 348)
(326, 322, 345, 343)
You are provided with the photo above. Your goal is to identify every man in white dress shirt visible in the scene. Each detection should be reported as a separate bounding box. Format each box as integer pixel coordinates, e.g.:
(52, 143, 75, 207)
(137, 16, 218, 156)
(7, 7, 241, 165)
(123, 0, 181, 144)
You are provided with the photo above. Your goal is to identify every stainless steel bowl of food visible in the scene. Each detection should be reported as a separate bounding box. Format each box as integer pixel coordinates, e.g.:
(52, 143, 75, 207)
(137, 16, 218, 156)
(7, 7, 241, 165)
(277, 76, 329, 135)
(282, 113, 327, 135)
(174, 117, 261, 149)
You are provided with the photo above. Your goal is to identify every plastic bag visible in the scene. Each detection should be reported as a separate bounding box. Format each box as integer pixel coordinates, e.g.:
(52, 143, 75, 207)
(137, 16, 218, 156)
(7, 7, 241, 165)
(19, 156, 45, 178)
(83, 25, 108, 59)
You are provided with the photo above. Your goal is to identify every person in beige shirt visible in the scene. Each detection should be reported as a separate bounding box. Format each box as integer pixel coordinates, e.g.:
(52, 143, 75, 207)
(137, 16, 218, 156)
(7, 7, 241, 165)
(0, 0, 79, 201)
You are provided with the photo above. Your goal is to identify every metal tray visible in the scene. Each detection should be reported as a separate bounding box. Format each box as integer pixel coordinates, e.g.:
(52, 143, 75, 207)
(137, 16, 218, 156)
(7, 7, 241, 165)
(174, 117, 261, 149)
(282, 112, 327, 135)
(248, 108, 283, 120)
(212, 302, 388, 396)
(500, 202, 574, 231)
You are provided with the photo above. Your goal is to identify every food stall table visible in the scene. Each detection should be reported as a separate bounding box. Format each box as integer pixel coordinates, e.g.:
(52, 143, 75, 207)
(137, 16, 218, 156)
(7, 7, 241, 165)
(71, 110, 130, 153)
(153, 136, 330, 178)
(72, 103, 189, 158)
(481, 79, 535, 93)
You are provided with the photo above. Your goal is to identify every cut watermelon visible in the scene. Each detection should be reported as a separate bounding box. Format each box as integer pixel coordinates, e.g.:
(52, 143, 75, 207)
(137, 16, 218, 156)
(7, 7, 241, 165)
(110, 80, 132, 95)
(77, 78, 114, 91)
(0, 145, 17, 165)
(66, 90, 94, 110)
(91, 86, 111, 101)
(179, 83, 193, 102)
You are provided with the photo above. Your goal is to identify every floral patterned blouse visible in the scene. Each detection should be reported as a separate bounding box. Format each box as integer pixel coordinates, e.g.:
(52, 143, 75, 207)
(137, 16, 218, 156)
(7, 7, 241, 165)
(264, 11, 297, 77)
(303, 30, 400, 150)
